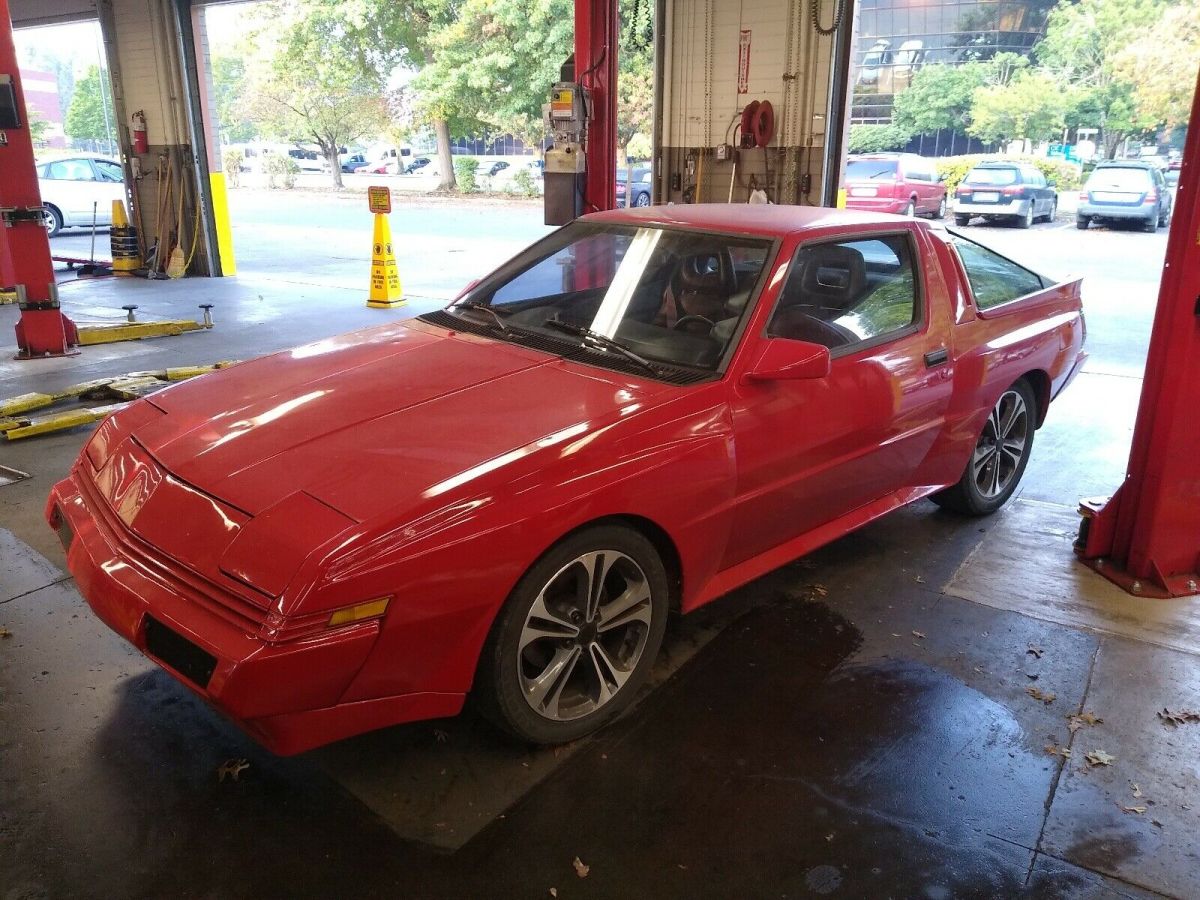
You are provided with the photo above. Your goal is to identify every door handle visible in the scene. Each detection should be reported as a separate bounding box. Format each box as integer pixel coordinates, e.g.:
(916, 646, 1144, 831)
(924, 348, 949, 367)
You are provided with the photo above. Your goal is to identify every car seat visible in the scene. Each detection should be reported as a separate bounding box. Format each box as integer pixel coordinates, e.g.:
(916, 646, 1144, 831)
(768, 244, 866, 348)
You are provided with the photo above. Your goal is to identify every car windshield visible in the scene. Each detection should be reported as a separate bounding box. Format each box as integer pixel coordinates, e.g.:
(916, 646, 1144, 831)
(965, 167, 1018, 186)
(1088, 167, 1151, 191)
(846, 160, 898, 180)
(452, 222, 772, 373)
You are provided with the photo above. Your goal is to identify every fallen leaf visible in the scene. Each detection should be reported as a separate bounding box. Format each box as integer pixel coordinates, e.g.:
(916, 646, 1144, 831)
(1067, 711, 1103, 732)
(1158, 708, 1200, 726)
(1027, 644, 1044, 659)
(915, 575, 926, 584)
(912, 630, 926, 639)
(1132, 782, 1144, 799)
(216, 759, 250, 782)
(825, 833, 834, 842)
(0, 627, 12, 638)
(1152, 819, 1164, 828)
(1026, 687, 1056, 704)
(1044, 744, 1073, 759)
(808, 584, 828, 597)
(433, 729, 449, 743)
(549, 889, 558, 898)
(1085, 749, 1114, 767)
(572, 856, 590, 878)
(1119, 804, 1147, 814)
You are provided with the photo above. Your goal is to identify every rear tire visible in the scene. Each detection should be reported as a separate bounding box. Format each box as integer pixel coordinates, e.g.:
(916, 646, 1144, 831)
(634, 192, 651, 208)
(1075, 216, 1089, 230)
(1016, 203, 1034, 229)
(903, 200, 916, 218)
(475, 525, 670, 744)
(1142, 215, 1157, 233)
(934, 196, 947, 219)
(931, 379, 1037, 517)
(1158, 205, 1170, 228)
(954, 214, 970, 227)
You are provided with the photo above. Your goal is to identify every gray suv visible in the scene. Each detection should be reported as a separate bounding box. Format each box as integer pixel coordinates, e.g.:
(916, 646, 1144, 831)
(1078, 161, 1172, 232)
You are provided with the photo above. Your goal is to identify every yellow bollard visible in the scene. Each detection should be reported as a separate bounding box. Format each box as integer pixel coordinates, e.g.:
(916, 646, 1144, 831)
(367, 213, 404, 308)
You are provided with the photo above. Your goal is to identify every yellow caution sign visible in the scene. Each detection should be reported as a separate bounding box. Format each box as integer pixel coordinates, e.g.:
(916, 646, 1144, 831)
(367, 212, 404, 308)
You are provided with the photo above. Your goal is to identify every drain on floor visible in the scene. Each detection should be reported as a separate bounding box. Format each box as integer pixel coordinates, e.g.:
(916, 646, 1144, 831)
(0, 465, 31, 486)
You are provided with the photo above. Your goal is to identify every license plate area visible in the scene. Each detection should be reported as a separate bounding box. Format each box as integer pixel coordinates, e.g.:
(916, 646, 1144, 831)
(974, 191, 1000, 202)
(850, 187, 878, 197)
(144, 616, 218, 688)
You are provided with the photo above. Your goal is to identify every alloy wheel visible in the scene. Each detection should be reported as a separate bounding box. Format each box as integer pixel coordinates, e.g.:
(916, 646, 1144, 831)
(972, 390, 1029, 498)
(517, 550, 654, 722)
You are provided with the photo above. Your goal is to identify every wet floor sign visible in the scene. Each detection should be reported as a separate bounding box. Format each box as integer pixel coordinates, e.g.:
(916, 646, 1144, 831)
(367, 187, 403, 309)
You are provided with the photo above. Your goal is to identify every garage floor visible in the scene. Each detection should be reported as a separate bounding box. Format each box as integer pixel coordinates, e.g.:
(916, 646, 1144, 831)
(3, 254, 1198, 898)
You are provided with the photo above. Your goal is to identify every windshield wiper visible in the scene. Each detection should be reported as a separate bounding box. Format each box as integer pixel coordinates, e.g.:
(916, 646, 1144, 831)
(542, 319, 662, 377)
(451, 299, 509, 332)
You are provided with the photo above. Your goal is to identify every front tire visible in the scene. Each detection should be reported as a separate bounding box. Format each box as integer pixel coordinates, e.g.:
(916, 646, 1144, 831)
(476, 525, 669, 744)
(931, 379, 1037, 517)
(43, 205, 63, 237)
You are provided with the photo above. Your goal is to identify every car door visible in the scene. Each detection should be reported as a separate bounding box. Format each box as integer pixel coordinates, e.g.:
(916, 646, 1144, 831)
(42, 158, 105, 225)
(722, 228, 955, 568)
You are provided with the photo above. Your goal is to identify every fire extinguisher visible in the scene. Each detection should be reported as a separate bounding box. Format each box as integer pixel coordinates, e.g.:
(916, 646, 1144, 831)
(131, 110, 148, 155)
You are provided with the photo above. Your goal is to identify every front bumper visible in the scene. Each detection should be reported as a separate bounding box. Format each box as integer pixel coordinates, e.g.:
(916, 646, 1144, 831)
(47, 467, 463, 754)
(1078, 203, 1154, 221)
(955, 198, 1028, 217)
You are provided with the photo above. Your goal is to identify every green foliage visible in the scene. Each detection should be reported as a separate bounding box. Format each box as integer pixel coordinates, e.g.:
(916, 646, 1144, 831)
(212, 55, 256, 143)
(263, 153, 299, 189)
(968, 71, 1066, 146)
(848, 124, 912, 153)
(893, 63, 989, 136)
(28, 110, 49, 147)
(241, 2, 388, 187)
(935, 155, 1081, 195)
(1115, 2, 1200, 128)
(222, 148, 244, 188)
(64, 65, 114, 147)
(511, 166, 539, 197)
(453, 156, 480, 192)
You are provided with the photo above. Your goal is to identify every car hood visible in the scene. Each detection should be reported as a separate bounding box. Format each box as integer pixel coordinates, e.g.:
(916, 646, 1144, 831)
(131, 319, 668, 522)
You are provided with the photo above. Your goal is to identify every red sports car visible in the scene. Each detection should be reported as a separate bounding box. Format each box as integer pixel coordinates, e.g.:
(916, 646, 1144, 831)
(49, 206, 1086, 753)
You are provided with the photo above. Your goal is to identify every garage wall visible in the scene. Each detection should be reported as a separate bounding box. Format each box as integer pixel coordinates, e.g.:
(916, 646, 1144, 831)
(658, 0, 844, 206)
(9, 0, 96, 28)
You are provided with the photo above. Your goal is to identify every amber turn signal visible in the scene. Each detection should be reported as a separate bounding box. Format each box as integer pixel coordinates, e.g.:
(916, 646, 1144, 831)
(327, 597, 390, 627)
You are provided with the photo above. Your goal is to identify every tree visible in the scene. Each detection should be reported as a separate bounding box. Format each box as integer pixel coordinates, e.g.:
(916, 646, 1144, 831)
(848, 124, 912, 153)
(1115, 1, 1200, 129)
(28, 110, 50, 148)
(211, 54, 257, 144)
(968, 70, 1067, 148)
(617, 2, 655, 166)
(242, 3, 388, 187)
(64, 65, 114, 152)
(294, 0, 464, 190)
(1036, 0, 1166, 156)
(892, 62, 989, 137)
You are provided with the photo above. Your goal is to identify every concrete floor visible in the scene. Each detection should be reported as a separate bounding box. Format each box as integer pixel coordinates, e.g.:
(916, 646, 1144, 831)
(3, 210, 1198, 898)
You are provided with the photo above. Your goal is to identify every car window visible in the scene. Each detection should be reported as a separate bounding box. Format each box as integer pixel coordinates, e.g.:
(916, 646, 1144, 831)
(471, 223, 772, 371)
(767, 235, 918, 352)
(94, 160, 123, 182)
(45, 159, 96, 181)
(846, 159, 898, 180)
(949, 235, 1044, 309)
(965, 167, 1018, 186)
(1087, 167, 1151, 191)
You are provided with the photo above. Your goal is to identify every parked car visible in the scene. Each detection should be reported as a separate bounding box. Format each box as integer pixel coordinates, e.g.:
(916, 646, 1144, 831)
(354, 160, 396, 175)
(1077, 161, 1172, 232)
(36, 156, 126, 237)
(286, 148, 327, 173)
(404, 156, 432, 174)
(954, 161, 1058, 229)
(51, 205, 1085, 753)
(843, 153, 946, 218)
(616, 167, 652, 207)
(339, 153, 367, 173)
(481, 160, 510, 178)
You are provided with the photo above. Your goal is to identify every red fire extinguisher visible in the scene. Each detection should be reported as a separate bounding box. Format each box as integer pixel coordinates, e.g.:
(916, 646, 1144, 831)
(131, 110, 148, 155)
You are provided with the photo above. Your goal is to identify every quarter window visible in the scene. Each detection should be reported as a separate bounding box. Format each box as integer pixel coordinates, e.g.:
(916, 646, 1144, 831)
(950, 235, 1044, 309)
(768, 235, 919, 351)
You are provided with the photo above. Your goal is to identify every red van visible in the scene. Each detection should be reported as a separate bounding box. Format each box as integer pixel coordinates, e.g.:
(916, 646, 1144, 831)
(843, 153, 947, 219)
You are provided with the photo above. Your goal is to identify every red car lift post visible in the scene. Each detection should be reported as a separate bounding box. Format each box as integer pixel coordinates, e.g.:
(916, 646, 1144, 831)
(576, 0, 617, 213)
(0, 0, 78, 359)
(1077, 69, 1200, 599)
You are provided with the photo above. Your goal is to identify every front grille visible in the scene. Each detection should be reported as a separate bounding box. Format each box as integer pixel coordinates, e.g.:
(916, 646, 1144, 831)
(144, 616, 217, 688)
(77, 470, 268, 633)
(418, 310, 716, 386)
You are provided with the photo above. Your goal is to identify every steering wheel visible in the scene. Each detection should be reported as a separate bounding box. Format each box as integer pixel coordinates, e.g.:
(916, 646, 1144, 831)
(672, 315, 716, 332)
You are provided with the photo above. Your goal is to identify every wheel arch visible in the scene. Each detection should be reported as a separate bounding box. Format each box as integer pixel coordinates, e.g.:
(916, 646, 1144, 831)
(564, 514, 684, 612)
(1020, 370, 1051, 428)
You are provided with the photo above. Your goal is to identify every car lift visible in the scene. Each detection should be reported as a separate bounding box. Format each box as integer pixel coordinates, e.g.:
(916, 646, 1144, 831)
(1075, 69, 1200, 599)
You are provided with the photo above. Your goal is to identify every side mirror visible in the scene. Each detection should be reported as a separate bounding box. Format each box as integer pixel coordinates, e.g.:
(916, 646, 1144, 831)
(742, 338, 831, 383)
